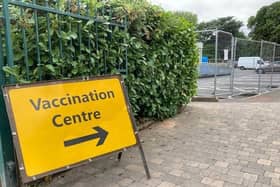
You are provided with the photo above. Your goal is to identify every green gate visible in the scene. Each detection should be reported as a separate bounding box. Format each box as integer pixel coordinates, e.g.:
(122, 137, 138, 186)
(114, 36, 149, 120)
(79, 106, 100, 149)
(0, 0, 128, 186)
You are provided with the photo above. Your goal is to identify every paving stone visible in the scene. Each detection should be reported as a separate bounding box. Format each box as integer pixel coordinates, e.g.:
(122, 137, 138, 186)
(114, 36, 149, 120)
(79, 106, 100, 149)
(241, 143, 248, 147)
(152, 171, 164, 178)
(199, 163, 210, 169)
(211, 180, 224, 187)
(238, 151, 250, 156)
(169, 169, 184, 177)
(240, 160, 249, 166)
(150, 158, 164, 165)
(243, 172, 258, 182)
(264, 171, 280, 179)
(184, 180, 206, 187)
(229, 165, 242, 171)
(225, 158, 239, 164)
(272, 141, 280, 145)
(161, 173, 188, 185)
(271, 178, 280, 186)
(157, 181, 177, 187)
(276, 168, 280, 174)
(186, 160, 200, 167)
(272, 162, 280, 167)
(227, 170, 244, 178)
(110, 168, 125, 175)
(201, 177, 224, 187)
(243, 148, 255, 153)
(254, 183, 266, 187)
(219, 175, 243, 185)
(143, 178, 162, 186)
(67, 182, 89, 187)
(223, 182, 241, 187)
(242, 179, 256, 187)
(181, 172, 191, 179)
(270, 156, 280, 162)
(128, 182, 147, 187)
(263, 165, 274, 172)
(201, 177, 213, 185)
(106, 184, 121, 187)
(215, 161, 229, 168)
(82, 167, 100, 175)
(118, 178, 134, 186)
(241, 166, 264, 176)
(257, 159, 272, 166)
(257, 175, 271, 185)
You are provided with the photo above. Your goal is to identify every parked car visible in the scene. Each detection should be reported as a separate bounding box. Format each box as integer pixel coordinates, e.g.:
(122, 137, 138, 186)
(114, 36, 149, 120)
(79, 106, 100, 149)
(238, 57, 264, 70)
(256, 61, 280, 74)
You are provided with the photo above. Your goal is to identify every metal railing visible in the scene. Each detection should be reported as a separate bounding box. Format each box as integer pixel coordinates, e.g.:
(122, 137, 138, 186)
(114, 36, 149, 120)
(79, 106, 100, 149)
(0, 1, 129, 186)
(1, 0, 128, 83)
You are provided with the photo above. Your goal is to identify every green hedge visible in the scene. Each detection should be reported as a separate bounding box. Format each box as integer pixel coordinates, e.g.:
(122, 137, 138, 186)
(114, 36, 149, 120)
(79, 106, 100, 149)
(1, 0, 198, 121)
(114, 0, 198, 119)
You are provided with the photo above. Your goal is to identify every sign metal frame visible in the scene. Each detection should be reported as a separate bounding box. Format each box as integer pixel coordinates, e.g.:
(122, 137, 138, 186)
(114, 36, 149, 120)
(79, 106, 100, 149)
(2, 75, 150, 183)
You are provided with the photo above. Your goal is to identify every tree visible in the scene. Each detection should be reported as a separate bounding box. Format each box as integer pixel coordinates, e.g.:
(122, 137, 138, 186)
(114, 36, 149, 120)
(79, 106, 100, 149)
(197, 16, 245, 38)
(173, 11, 198, 25)
(248, 2, 280, 43)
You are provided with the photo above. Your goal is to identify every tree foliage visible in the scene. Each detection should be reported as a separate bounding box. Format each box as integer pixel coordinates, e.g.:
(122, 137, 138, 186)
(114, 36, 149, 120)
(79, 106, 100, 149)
(198, 16, 245, 38)
(248, 1, 280, 43)
(173, 11, 198, 25)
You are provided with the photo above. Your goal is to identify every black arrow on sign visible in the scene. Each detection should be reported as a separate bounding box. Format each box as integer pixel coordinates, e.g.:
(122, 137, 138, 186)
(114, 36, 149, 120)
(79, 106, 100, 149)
(64, 126, 108, 147)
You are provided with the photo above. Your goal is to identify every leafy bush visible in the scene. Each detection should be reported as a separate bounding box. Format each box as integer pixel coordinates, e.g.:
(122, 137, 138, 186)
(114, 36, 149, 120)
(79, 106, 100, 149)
(115, 1, 198, 119)
(1, 0, 198, 121)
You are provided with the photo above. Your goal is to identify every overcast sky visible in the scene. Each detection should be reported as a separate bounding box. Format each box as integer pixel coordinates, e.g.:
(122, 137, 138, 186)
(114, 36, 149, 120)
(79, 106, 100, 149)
(150, 0, 277, 33)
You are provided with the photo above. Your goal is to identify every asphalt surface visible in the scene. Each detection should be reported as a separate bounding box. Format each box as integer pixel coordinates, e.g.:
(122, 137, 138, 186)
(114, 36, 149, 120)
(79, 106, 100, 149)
(197, 69, 280, 97)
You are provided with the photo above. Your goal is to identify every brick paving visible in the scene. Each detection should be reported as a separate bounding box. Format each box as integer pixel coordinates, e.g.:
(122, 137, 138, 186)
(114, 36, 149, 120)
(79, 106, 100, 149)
(48, 101, 280, 187)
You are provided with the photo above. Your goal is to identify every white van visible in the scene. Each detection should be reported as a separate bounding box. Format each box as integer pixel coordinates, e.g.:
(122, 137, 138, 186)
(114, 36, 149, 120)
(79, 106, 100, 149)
(238, 57, 264, 70)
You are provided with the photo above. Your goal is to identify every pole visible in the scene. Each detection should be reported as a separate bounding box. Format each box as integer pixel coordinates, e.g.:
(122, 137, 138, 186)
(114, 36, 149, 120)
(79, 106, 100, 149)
(258, 40, 263, 94)
(270, 43, 276, 90)
(3, 0, 14, 83)
(213, 29, 218, 96)
(1, 1, 18, 187)
(230, 37, 236, 97)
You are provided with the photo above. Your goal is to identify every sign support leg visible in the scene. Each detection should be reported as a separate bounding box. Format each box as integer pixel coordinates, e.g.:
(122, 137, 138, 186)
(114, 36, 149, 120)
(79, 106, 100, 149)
(135, 133, 151, 179)
(121, 77, 151, 180)
(117, 152, 123, 162)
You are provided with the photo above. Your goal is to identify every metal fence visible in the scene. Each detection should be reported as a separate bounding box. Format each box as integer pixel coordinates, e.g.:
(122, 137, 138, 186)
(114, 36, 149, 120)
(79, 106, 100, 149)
(197, 29, 280, 98)
(0, 1, 128, 186)
(197, 29, 233, 96)
(1, 0, 128, 83)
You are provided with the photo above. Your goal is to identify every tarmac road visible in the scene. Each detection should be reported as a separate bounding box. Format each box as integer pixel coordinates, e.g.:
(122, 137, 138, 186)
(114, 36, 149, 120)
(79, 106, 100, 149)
(197, 69, 280, 97)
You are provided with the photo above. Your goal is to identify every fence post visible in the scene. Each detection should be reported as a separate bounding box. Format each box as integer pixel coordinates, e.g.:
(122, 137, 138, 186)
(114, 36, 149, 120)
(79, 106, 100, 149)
(230, 37, 236, 97)
(1, 1, 18, 186)
(258, 40, 263, 94)
(270, 43, 276, 90)
(3, 0, 14, 70)
(213, 29, 218, 96)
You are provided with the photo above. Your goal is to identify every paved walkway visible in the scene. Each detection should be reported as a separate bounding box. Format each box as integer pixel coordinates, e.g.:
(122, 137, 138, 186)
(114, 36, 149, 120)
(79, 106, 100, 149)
(48, 101, 280, 187)
(238, 89, 280, 103)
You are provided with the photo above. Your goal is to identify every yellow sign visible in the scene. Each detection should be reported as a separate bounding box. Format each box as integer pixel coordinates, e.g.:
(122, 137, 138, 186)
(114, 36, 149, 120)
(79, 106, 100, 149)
(3, 76, 137, 182)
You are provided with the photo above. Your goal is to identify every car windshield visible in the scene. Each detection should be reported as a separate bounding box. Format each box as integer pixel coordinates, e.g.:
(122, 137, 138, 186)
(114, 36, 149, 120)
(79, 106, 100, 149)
(257, 60, 264, 65)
